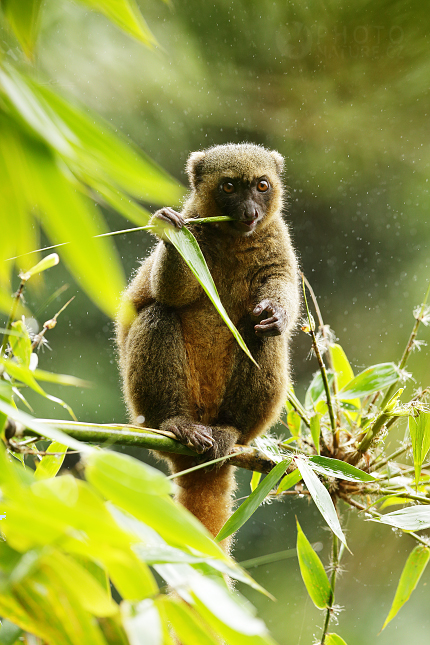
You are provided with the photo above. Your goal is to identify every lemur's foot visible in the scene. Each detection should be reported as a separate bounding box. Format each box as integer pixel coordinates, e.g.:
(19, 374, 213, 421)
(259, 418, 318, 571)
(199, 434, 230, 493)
(161, 417, 214, 454)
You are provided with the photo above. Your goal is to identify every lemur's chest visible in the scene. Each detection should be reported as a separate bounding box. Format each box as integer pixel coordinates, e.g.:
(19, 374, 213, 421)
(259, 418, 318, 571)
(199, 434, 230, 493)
(178, 251, 256, 423)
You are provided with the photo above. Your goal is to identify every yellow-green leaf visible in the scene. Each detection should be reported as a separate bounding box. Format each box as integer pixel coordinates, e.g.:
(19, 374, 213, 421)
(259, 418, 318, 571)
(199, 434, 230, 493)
(19, 253, 59, 280)
(216, 459, 290, 543)
(77, 0, 158, 48)
(250, 471, 261, 492)
(277, 468, 302, 494)
(310, 414, 321, 455)
(339, 363, 400, 400)
(409, 413, 430, 489)
(382, 545, 430, 630)
(2, 0, 43, 57)
(326, 634, 348, 645)
(9, 321, 32, 368)
(35, 442, 67, 480)
(287, 409, 301, 437)
(329, 344, 354, 391)
(296, 519, 331, 609)
(296, 457, 347, 547)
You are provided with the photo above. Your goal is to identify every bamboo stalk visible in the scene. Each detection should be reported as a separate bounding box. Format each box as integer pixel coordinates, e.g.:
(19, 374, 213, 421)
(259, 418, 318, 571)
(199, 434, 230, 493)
(12, 419, 279, 474)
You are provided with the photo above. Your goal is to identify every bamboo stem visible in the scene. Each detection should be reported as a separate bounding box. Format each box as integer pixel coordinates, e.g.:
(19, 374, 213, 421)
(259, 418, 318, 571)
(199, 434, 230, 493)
(301, 276, 337, 443)
(11, 419, 280, 474)
(380, 281, 430, 409)
(320, 516, 340, 643)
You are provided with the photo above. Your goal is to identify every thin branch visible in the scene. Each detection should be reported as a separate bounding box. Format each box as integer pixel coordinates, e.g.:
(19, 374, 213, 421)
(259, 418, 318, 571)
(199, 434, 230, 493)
(301, 275, 337, 440)
(380, 281, 430, 409)
(0, 279, 26, 357)
(320, 506, 341, 644)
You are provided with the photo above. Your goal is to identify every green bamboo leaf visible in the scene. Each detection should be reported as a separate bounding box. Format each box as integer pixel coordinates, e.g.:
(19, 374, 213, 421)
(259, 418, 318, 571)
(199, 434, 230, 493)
(382, 545, 430, 630)
(0, 67, 184, 207)
(71, 556, 111, 597)
(0, 357, 77, 420)
(85, 451, 172, 497)
(77, 0, 158, 48)
(43, 549, 118, 617)
(31, 81, 185, 207)
(305, 372, 334, 410)
(85, 451, 225, 560)
(2, 0, 43, 57)
(309, 456, 376, 482)
(31, 369, 92, 388)
(135, 542, 266, 594)
(27, 146, 126, 320)
(296, 519, 331, 609)
(374, 505, 430, 531)
(0, 356, 47, 395)
(0, 118, 40, 280)
(338, 363, 400, 400)
(0, 618, 23, 645)
(409, 413, 430, 488)
(277, 468, 302, 494)
(19, 253, 59, 280)
(92, 181, 152, 226)
(326, 635, 348, 645)
(310, 414, 321, 454)
(160, 597, 219, 645)
(329, 344, 354, 390)
(35, 442, 67, 480)
(121, 599, 162, 645)
(287, 409, 301, 437)
(0, 547, 110, 645)
(379, 496, 413, 510)
(295, 458, 347, 547)
(187, 572, 269, 640)
(9, 321, 32, 368)
(250, 471, 261, 492)
(216, 460, 290, 543)
(152, 220, 256, 365)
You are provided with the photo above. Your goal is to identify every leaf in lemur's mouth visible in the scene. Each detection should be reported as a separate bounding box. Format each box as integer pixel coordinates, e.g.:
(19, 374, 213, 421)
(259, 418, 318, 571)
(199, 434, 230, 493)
(147, 217, 258, 366)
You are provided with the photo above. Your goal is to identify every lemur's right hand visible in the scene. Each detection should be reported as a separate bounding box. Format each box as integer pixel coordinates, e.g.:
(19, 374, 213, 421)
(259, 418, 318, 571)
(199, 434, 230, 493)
(153, 207, 186, 229)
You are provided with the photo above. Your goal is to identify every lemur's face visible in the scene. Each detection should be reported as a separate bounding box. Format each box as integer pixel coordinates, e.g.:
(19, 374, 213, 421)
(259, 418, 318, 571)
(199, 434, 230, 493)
(213, 174, 274, 235)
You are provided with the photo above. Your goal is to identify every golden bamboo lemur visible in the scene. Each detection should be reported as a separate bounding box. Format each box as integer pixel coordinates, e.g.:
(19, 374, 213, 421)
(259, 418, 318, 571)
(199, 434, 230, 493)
(116, 143, 300, 552)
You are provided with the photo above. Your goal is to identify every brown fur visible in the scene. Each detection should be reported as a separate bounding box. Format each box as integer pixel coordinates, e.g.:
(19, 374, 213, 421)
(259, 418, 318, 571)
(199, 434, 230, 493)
(116, 143, 300, 553)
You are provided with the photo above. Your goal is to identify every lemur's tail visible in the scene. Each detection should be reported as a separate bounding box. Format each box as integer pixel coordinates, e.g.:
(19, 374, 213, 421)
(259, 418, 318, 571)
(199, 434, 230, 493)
(171, 456, 237, 554)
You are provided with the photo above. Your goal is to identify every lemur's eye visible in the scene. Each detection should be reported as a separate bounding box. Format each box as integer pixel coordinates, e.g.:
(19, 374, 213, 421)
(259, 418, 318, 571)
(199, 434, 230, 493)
(222, 182, 235, 194)
(257, 179, 270, 192)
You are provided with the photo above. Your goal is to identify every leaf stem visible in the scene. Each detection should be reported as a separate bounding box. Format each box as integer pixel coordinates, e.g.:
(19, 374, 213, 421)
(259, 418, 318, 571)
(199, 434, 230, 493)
(380, 281, 430, 409)
(302, 276, 337, 440)
(320, 520, 340, 643)
(357, 412, 390, 453)
(370, 444, 410, 470)
(0, 279, 26, 358)
(285, 389, 311, 428)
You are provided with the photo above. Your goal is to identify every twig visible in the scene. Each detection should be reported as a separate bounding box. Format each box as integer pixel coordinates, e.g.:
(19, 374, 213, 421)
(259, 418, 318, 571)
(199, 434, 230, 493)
(31, 297, 75, 351)
(301, 275, 337, 441)
(320, 505, 341, 644)
(380, 281, 430, 409)
(0, 279, 26, 357)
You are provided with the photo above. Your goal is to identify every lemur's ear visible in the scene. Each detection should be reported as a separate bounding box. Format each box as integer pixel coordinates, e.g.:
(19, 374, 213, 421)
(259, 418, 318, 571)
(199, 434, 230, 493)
(186, 151, 206, 188)
(270, 150, 284, 174)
